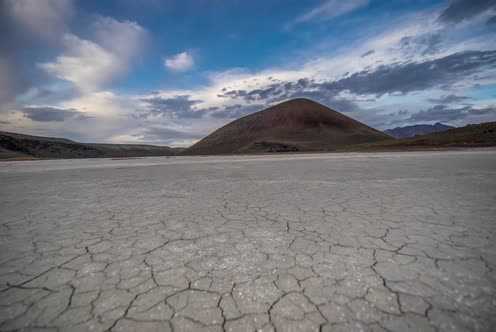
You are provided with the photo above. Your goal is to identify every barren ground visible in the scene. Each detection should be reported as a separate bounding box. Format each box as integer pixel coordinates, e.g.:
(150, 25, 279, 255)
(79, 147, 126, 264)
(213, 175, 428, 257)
(1, 150, 495, 332)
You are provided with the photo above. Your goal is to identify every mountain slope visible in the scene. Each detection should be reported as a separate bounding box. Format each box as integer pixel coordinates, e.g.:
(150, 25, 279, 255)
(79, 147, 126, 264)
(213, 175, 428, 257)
(342, 121, 496, 151)
(384, 122, 454, 138)
(183, 98, 393, 155)
(0, 131, 177, 159)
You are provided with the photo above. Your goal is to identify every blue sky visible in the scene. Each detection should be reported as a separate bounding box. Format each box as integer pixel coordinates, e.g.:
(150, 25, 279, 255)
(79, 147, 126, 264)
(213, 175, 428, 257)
(1, 0, 495, 146)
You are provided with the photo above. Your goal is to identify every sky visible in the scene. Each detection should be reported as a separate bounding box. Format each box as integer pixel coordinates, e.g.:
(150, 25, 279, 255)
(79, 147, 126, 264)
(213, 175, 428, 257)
(0, 0, 495, 147)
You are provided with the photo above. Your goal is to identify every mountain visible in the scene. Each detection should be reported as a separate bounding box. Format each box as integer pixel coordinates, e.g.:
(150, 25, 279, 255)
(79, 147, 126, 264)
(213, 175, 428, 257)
(384, 122, 455, 138)
(182, 98, 393, 155)
(342, 121, 496, 151)
(0, 131, 177, 160)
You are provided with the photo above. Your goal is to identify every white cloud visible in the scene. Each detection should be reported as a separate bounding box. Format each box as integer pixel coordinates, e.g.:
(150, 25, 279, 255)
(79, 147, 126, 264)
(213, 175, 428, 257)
(18, 16, 148, 142)
(295, 0, 369, 24)
(164, 52, 194, 71)
(57, 91, 139, 142)
(38, 17, 147, 92)
(38, 34, 123, 92)
(90, 16, 147, 62)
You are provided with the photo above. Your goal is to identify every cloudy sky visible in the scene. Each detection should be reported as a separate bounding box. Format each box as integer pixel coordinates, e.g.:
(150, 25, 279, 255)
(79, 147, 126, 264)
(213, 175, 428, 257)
(0, 0, 495, 146)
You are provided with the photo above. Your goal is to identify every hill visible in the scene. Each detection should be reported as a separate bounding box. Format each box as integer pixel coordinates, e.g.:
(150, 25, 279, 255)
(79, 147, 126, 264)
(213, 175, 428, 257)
(0, 131, 177, 159)
(384, 122, 454, 138)
(183, 98, 393, 155)
(343, 121, 496, 151)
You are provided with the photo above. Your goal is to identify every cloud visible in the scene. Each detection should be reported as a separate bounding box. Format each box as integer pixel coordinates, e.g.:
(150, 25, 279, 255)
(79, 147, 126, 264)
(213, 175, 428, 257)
(133, 126, 207, 147)
(139, 95, 213, 118)
(420, 33, 443, 56)
(164, 52, 194, 71)
(21, 106, 86, 122)
(38, 34, 122, 92)
(217, 85, 282, 102)
(399, 33, 442, 56)
(143, 127, 204, 141)
(38, 18, 147, 92)
(51, 90, 145, 143)
(319, 50, 496, 96)
(218, 97, 357, 118)
(0, 56, 29, 106)
(216, 50, 496, 106)
(361, 50, 375, 58)
(0, 0, 73, 105)
(90, 15, 147, 62)
(210, 104, 265, 119)
(217, 79, 311, 102)
(294, 0, 369, 24)
(438, 0, 496, 24)
(277, 89, 361, 113)
(4, 0, 73, 40)
(409, 104, 496, 122)
(427, 94, 472, 104)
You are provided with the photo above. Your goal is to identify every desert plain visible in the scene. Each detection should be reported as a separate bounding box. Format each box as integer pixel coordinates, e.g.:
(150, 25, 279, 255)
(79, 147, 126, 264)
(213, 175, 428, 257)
(1, 149, 495, 331)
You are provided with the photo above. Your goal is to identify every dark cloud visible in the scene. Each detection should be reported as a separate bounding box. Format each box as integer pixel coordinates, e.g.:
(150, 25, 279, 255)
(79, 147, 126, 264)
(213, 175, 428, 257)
(427, 94, 472, 104)
(361, 50, 375, 58)
(388, 109, 409, 119)
(210, 49, 496, 127)
(216, 80, 362, 114)
(143, 127, 204, 141)
(399, 36, 412, 48)
(217, 89, 246, 99)
(22, 106, 85, 122)
(211, 95, 359, 119)
(409, 104, 496, 122)
(217, 50, 496, 113)
(217, 84, 287, 102)
(400, 33, 442, 56)
(75, 114, 96, 121)
(488, 15, 496, 24)
(210, 104, 265, 118)
(27, 86, 80, 104)
(141, 95, 201, 112)
(438, 0, 496, 24)
(217, 79, 313, 103)
(319, 50, 496, 96)
(208, 49, 496, 128)
(421, 33, 442, 56)
(286, 91, 360, 113)
(139, 95, 215, 119)
(469, 106, 496, 115)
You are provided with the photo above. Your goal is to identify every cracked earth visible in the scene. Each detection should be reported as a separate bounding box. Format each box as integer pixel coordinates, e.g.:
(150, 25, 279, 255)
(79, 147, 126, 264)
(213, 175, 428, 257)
(0, 150, 495, 332)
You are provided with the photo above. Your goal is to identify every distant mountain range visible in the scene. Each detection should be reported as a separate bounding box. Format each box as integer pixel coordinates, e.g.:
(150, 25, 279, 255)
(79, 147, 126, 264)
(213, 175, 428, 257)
(183, 98, 392, 155)
(0, 131, 179, 159)
(384, 122, 455, 138)
(342, 122, 496, 151)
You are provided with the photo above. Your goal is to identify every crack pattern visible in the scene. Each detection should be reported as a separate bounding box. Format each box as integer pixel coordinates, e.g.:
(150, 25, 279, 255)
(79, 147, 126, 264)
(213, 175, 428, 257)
(0, 151, 495, 331)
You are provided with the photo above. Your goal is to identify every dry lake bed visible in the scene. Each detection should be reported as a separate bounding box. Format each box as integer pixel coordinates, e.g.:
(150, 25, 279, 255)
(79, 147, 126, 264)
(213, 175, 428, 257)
(1, 150, 495, 332)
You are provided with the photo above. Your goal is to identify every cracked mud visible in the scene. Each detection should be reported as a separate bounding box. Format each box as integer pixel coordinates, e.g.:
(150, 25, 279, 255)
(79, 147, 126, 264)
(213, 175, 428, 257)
(1, 150, 495, 332)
